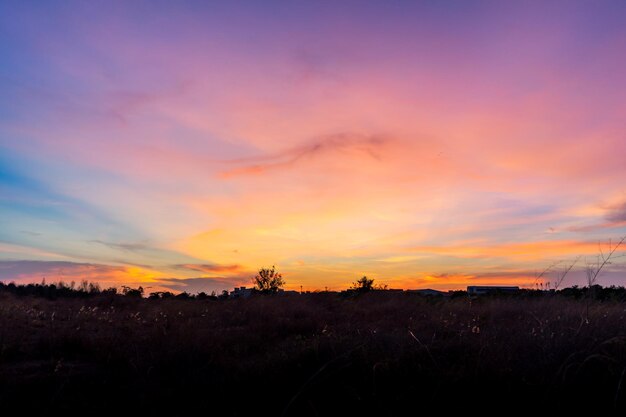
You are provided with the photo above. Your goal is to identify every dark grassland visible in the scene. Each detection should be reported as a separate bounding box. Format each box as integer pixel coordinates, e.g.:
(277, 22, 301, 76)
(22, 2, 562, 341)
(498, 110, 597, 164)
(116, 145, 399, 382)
(1, 291, 626, 415)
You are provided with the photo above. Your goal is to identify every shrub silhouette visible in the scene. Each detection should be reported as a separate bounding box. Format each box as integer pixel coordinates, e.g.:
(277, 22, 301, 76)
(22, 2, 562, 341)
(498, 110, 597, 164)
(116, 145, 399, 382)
(122, 286, 144, 297)
(351, 276, 375, 292)
(253, 265, 284, 293)
(149, 291, 174, 299)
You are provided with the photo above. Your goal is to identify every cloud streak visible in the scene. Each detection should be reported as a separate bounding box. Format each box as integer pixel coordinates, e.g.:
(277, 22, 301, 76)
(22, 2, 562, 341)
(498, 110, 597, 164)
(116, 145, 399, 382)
(0, 260, 151, 285)
(90, 240, 150, 252)
(606, 200, 626, 224)
(219, 133, 389, 178)
(172, 263, 243, 274)
(409, 240, 609, 260)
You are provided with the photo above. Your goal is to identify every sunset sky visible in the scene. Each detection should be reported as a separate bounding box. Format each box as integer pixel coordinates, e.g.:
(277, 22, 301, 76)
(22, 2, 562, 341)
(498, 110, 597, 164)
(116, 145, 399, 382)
(1, 1, 626, 293)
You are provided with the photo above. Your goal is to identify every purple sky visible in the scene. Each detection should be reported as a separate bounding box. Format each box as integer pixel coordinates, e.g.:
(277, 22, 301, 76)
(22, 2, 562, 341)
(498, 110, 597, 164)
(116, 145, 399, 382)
(1, 1, 625, 293)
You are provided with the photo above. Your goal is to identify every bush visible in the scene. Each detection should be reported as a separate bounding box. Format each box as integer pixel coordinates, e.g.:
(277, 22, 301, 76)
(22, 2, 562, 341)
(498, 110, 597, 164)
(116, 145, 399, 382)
(252, 265, 285, 294)
(351, 276, 375, 292)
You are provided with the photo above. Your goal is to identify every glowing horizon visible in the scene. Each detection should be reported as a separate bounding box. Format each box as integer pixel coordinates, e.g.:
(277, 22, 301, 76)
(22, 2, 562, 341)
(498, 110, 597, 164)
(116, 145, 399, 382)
(1, 1, 626, 294)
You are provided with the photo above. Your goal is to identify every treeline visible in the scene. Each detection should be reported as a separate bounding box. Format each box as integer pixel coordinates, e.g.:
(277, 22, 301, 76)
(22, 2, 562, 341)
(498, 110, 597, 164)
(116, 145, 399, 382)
(2, 280, 626, 301)
(553, 284, 626, 301)
(0, 280, 224, 300)
(0, 280, 115, 299)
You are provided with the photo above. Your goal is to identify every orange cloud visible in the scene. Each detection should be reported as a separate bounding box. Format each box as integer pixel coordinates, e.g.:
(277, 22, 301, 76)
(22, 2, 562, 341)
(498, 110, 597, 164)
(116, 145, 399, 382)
(410, 240, 608, 260)
(172, 263, 243, 274)
(0, 260, 163, 289)
(388, 272, 539, 291)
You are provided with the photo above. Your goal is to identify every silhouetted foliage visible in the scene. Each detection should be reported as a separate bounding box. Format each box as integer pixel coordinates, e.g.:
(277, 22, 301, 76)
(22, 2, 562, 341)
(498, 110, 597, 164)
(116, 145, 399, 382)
(149, 291, 175, 299)
(121, 285, 144, 297)
(0, 280, 118, 299)
(1, 289, 626, 415)
(252, 265, 284, 293)
(196, 291, 216, 300)
(351, 276, 375, 292)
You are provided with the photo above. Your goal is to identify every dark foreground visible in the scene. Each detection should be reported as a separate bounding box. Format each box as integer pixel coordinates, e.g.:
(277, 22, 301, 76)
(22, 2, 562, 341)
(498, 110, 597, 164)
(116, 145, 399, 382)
(1, 292, 626, 416)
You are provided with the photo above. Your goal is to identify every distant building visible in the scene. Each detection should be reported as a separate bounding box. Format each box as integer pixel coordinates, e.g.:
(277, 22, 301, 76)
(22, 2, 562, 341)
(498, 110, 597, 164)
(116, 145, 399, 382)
(467, 286, 519, 296)
(230, 287, 254, 298)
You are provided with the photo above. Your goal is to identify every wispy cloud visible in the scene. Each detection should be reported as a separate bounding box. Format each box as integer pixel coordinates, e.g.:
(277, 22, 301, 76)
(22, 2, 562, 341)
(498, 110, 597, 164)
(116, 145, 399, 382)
(567, 199, 626, 232)
(219, 133, 390, 178)
(0, 260, 143, 284)
(20, 230, 42, 237)
(606, 200, 626, 224)
(89, 240, 150, 252)
(172, 263, 243, 274)
(409, 240, 605, 260)
(0, 260, 250, 293)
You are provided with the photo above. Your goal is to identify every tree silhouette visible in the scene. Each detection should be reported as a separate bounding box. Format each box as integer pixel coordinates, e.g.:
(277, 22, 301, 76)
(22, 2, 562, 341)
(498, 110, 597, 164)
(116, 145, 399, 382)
(121, 286, 144, 297)
(351, 276, 375, 292)
(253, 265, 284, 293)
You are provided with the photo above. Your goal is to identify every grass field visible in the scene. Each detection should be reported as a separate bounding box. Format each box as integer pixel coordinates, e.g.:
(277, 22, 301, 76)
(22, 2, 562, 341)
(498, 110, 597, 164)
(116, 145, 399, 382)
(1, 290, 626, 415)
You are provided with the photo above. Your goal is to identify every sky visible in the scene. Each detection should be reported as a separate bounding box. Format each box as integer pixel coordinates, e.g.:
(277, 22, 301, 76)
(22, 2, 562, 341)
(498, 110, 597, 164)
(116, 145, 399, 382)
(1, 1, 626, 294)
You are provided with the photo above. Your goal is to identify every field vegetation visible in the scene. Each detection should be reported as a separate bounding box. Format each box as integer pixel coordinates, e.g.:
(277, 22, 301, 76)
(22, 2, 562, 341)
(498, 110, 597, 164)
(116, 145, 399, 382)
(1, 281, 626, 415)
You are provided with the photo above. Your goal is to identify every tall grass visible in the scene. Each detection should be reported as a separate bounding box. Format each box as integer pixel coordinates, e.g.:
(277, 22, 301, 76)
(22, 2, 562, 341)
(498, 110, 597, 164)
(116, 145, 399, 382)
(1, 291, 626, 415)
